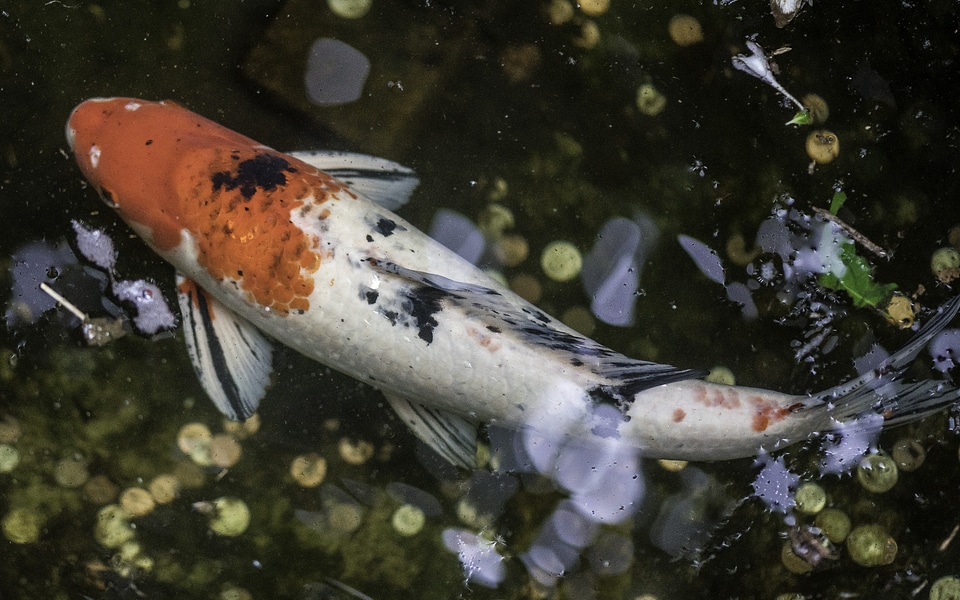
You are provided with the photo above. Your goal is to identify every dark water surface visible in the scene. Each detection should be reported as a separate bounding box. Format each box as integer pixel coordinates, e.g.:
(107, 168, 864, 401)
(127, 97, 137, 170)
(1, 0, 960, 598)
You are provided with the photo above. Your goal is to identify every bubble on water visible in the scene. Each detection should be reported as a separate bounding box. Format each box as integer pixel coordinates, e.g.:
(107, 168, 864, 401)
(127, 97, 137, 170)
(442, 528, 505, 588)
(72, 220, 117, 271)
(428, 209, 486, 265)
(112, 278, 176, 334)
(929, 328, 960, 372)
(678, 234, 725, 285)
(5, 240, 78, 327)
(581, 214, 659, 326)
(751, 451, 799, 513)
(818, 412, 883, 476)
(304, 38, 371, 106)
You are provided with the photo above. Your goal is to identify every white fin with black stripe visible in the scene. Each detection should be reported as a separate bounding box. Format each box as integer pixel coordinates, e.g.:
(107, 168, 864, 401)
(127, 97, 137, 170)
(383, 391, 478, 469)
(177, 275, 273, 421)
(289, 150, 418, 211)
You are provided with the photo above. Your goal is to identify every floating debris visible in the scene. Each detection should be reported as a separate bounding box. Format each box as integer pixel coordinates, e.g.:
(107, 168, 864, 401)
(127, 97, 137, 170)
(770, 0, 808, 27)
(731, 40, 804, 111)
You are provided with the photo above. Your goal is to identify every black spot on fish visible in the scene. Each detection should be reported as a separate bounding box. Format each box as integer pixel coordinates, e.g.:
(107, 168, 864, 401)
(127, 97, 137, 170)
(403, 286, 447, 344)
(145, 139, 153, 146)
(486, 325, 501, 334)
(382, 310, 399, 326)
(522, 307, 553, 324)
(375, 218, 398, 237)
(211, 153, 297, 200)
(570, 357, 584, 367)
(366, 234, 374, 242)
(361, 287, 379, 304)
(586, 385, 632, 419)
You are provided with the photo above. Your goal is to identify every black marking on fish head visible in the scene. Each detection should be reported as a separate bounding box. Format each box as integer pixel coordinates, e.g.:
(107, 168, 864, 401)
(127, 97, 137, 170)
(211, 153, 296, 199)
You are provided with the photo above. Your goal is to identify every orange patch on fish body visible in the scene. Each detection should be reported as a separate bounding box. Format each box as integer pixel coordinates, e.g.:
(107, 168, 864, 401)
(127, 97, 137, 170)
(67, 98, 350, 315)
(749, 396, 804, 432)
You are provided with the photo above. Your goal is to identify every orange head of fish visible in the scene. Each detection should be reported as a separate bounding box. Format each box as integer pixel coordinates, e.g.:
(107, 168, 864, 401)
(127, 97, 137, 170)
(66, 97, 339, 315)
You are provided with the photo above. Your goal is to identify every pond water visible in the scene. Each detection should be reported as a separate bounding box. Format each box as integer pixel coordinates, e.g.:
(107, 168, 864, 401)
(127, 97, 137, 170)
(2, 0, 960, 598)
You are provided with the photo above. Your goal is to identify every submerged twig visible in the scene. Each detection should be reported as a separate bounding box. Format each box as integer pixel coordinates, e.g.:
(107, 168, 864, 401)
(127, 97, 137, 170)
(812, 207, 892, 260)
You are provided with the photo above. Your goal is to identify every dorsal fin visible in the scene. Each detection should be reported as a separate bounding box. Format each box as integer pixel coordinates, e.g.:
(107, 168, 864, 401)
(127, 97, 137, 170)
(369, 258, 705, 394)
(289, 150, 418, 211)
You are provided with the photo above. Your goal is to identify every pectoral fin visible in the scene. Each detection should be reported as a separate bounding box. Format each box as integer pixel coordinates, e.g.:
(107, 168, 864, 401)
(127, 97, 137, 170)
(177, 275, 273, 421)
(383, 391, 479, 469)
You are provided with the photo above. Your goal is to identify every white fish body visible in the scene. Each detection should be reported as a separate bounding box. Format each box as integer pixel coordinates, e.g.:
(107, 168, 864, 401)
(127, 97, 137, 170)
(66, 97, 960, 465)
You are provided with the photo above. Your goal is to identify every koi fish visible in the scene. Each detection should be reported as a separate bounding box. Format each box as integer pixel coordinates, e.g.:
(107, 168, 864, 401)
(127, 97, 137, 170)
(65, 97, 960, 465)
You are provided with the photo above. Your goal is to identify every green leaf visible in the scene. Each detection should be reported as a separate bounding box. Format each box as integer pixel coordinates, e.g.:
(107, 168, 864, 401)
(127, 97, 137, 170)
(818, 242, 897, 308)
(786, 109, 812, 126)
(829, 191, 847, 215)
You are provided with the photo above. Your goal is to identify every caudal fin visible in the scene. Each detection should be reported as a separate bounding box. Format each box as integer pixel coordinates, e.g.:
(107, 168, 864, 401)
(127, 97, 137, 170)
(806, 295, 960, 429)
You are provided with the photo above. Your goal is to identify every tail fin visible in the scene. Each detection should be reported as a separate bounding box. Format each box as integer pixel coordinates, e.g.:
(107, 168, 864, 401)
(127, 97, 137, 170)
(806, 295, 960, 429)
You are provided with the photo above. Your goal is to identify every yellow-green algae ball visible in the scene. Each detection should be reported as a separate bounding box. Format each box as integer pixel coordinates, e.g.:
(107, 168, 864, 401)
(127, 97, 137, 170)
(2, 508, 41, 544)
(120, 487, 156, 518)
(931, 247, 960, 283)
(54, 457, 90, 488)
(891, 438, 925, 472)
(541, 241, 583, 282)
(220, 587, 254, 600)
(930, 576, 960, 600)
(327, 0, 372, 19)
(815, 508, 852, 543)
(328, 503, 363, 534)
(705, 366, 736, 386)
(636, 83, 667, 117)
(794, 482, 827, 515)
(780, 543, 813, 574)
(846, 524, 897, 567)
(392, 504, 426, 537)
(0, 443, 20, 473)
(857, 454, 898, 493)
(207, 497, 251, 537)
(95, 504, 135, 549)
(805, 130, 839, 164)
